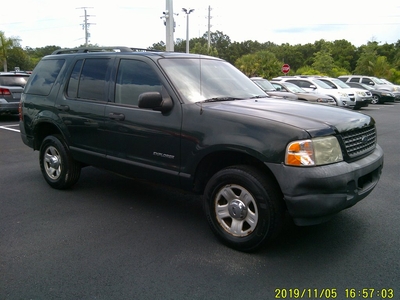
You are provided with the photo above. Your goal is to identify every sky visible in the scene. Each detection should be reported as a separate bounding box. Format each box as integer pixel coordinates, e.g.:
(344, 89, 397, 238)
(1, 0, 400, 49)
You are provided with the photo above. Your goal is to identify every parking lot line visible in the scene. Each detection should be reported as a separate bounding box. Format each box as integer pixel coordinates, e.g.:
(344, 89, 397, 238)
(0, 125, 20, 133)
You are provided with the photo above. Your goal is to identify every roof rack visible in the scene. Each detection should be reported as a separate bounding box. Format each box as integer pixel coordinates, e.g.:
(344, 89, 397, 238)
(51, 46, 158, 55)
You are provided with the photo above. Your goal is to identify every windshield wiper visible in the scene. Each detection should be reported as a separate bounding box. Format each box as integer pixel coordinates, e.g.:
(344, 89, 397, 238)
(201, 97, 244, 103)
(249, 95, 269, 99)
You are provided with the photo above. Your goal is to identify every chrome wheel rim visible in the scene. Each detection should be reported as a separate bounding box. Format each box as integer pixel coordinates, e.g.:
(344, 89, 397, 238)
(44, 146, 62, 180)
(371, 95, 379, 104)
(214, 184, 258, 237)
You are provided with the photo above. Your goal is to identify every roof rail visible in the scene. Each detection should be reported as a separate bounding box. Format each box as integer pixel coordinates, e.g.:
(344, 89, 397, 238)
(51, 46, 135, 55)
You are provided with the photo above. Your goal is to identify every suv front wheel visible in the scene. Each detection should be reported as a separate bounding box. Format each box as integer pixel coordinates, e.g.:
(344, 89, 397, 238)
(39, 135, 81, 189)
(203, 165, 285, 251)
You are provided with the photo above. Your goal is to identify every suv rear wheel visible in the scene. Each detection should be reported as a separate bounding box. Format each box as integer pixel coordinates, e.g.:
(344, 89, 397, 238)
(204, 165, 285, 251)
(39, 135, 81, 189)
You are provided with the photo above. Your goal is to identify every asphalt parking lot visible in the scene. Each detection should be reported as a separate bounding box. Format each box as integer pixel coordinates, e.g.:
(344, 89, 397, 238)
(1, 103, 399, 300)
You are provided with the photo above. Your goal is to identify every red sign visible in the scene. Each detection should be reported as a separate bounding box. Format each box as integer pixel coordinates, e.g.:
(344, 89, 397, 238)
(282, 64, 290, 74)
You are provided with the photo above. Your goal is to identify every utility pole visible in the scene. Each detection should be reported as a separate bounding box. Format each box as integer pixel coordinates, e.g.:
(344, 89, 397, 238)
(78, 7, 95, 47)
(207, 6, 212, 51)
(164, 0, 174, 51)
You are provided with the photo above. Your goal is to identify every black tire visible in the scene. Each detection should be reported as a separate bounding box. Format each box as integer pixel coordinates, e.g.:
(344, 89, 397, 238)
(39, 135, 81, 189)
(203, 165, 285, 252)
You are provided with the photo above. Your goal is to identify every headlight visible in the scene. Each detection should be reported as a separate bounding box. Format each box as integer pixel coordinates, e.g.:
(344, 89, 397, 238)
(382, 92, 393, 96)
(356, 91, 366, 96)
(285, 136, 343, 166)
(338, 91, 348, 97)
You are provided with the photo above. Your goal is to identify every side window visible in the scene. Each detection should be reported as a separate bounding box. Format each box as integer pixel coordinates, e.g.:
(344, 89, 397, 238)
(115, 59, 162, 106)
(361, 78, 373, 85)
(25, 59, 65, 96)
(66, 58, 110, 101)
(292, 80, 310, 89)
(66, 60, 83, 98)
(287, 80, 300, 87)
(350, 77, 360, 83)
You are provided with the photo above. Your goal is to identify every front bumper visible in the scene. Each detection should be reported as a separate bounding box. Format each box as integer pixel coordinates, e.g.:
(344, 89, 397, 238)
(354, 96, 371, 108)
(266, 145, 384, 225)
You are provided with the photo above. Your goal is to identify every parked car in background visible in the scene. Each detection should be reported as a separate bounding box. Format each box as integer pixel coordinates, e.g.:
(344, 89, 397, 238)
(346, 82, 395, 104)
(317, 77, 371, 109)
(272, 76, 355, 108)
(0, 72, 30, 114)
(338, 75, 400, 100)
(270, 81, 336, 105)
(379, 78, 400, 92)
(251, 77, 298, 100)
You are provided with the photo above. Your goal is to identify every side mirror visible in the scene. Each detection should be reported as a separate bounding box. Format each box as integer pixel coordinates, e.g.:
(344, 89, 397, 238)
(138, 92, 173, 114)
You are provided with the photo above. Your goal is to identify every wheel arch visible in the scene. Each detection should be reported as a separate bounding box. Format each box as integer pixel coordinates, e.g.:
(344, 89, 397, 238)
(192, 150, 283, 198)
(32, 121, 65, 150)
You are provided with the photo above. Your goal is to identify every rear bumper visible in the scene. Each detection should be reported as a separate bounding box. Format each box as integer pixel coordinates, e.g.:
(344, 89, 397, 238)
(266, 145, 384, 225)
(0, 100, 19, 113)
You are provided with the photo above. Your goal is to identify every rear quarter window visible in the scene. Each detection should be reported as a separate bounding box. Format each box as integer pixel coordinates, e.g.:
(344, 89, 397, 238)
(24, 59, 65, 96)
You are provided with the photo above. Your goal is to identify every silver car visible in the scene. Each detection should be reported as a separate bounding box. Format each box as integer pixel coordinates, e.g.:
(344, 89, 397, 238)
(0, 72, 30, 114)
(317, 77, 372, 109)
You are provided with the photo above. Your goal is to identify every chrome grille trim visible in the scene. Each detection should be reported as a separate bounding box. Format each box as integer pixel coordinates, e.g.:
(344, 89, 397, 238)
(340, 126, 376, 158)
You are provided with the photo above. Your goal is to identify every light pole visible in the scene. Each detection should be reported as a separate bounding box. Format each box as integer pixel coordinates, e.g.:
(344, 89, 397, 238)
(182, 8, 194, 53)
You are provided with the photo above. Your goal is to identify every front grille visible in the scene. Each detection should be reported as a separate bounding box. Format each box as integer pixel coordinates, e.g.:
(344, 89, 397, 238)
(340, 126, 376, 158)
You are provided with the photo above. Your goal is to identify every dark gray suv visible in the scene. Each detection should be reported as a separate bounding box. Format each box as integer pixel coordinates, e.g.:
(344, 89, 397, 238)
(19, 47, 384, 251)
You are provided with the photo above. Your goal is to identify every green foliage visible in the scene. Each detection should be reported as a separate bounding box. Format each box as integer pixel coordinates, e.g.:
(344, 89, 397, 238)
(312, 47, 335, 75)
(235, 50, 282, 78)
(7, 47, 34, 71)
(296, 66, 321, 76)
(190, 42, 218, 56)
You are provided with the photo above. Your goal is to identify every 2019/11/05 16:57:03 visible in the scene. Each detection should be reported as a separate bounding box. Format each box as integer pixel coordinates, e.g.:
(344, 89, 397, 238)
(274, 288, 395, 299)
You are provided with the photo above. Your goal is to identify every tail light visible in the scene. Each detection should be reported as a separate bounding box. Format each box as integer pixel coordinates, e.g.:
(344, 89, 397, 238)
(0, 87, 11, 95)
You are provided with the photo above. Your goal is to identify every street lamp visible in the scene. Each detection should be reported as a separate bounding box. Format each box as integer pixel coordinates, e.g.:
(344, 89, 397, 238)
(182, 8, 194, 53)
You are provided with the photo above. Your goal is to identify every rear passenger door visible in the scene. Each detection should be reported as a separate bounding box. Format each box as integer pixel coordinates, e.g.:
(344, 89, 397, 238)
(56, 56, 113, 165)
(104, 57, 182, 186)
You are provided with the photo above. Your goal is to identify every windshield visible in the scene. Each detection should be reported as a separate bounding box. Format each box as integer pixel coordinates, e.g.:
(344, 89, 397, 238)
(312, 79, 333, 89)
(252, 79, 275, 91)
(360, 83, 374, 90)
(0, 75, 29, 87)
(371, 77, 385, 84)
(159, 58, 267, 103)
(281, 82, 305, 93)
(331, 78, 351, 88)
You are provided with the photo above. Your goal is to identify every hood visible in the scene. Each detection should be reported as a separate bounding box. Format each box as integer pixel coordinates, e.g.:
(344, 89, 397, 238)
(201, 98, 373, 137)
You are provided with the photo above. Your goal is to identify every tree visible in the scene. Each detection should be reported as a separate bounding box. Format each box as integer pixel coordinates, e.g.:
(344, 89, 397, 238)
(205, 31, 232, 62)
(190, 42, 218, 56)
(235, 50, 282, 78)
(312, 47, 335, 75)
(354, 41, 380, 75)
(0, 31, 21, 71)
(7, 47, 34, 71)
(330, 40, 357, 72)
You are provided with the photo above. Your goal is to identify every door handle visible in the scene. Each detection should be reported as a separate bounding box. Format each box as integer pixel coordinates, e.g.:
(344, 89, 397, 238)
(108, 112, 125, 121)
